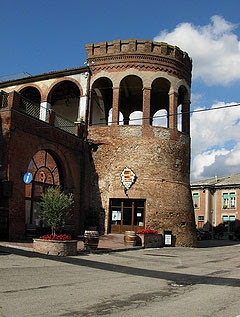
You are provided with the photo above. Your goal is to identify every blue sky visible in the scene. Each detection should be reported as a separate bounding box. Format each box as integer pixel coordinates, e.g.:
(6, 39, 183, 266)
(1, 0, 240, 181)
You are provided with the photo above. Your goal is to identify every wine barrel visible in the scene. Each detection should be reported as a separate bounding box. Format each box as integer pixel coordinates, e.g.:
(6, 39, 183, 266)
(84, 230, 99, 250)
(124, 231, 136, 247)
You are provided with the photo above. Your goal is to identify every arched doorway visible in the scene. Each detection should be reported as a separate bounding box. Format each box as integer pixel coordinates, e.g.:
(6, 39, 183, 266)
(25, 150, 63, 235)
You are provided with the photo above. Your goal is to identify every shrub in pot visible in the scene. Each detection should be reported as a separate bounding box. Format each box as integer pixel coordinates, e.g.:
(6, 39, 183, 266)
(33, 187, 77, 256)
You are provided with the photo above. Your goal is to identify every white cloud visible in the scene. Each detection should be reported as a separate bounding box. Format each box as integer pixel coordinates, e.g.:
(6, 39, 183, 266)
(192, 149, 230, 180)
(225, 145, 240, 166)
(190, 101, 240, 180)
(154, 16, 240, 85)
(191, 102, 240, 156)
(191, 93, 203, 105)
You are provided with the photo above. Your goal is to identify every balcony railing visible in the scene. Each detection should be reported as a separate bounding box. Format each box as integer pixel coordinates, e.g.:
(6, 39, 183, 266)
(0, 91, 9, 108)
(19, 95, 75, 135)
(54, 113, 75, 135)
(20, 96, 40, 119)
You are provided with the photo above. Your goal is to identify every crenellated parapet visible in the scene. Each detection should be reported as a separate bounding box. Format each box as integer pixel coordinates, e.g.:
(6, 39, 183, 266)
(85, 39, 192, 85)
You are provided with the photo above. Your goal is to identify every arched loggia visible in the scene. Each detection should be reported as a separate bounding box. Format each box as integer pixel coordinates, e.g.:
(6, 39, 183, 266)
(19, 86, 41, 119)
(48, 80, 81, 123)
(90, 77, 113, 125)
(178, 85, 190, 134)
(119, 75, 143, 125)
(150, 78, 170, 127)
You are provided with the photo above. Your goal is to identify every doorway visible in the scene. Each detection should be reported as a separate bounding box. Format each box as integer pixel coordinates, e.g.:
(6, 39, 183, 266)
(109, 198, 145, 233)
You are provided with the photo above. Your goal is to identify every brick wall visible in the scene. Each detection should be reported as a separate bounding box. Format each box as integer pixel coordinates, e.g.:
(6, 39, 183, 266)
(88, 125, 196, 247)
(0, 108, 85, 240)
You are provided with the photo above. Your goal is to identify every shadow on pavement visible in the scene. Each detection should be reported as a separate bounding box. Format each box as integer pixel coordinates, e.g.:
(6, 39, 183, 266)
(197, 239, 240, 248)
(1, 244, 240, 288)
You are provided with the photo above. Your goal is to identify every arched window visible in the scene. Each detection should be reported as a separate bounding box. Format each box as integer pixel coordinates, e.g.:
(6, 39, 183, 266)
(119, 75, 143, 125)
(90, 77, 113, 125)
(150, 78, 170, 126)
(25, 150, 62, 228)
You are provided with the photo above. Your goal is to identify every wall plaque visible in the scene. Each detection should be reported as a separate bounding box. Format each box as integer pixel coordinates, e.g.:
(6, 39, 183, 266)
(120, 167, 136, 193)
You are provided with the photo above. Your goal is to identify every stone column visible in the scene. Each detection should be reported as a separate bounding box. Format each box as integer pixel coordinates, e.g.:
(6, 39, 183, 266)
(46, 109, 56, 126)
(169, 89, 178, 130)
(182, 99, 191, 135)
(78, 95, 88, 123)
(40, 101, 50, 121)
(142, 87, 151, 126)
(112, 87, 119, 125)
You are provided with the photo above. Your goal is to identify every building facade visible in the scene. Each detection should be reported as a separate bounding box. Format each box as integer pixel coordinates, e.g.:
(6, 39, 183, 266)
(0, 39, 196, 246)
(191, 174, 240, 236)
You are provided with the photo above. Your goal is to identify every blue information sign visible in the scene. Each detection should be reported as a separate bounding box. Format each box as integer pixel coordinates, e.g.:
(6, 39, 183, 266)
(23, 172, 33, 184)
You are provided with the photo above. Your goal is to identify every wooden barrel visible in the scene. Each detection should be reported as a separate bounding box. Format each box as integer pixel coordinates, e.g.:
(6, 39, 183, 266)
(84, 230, 99, 250)
(124, 231, 136, 246)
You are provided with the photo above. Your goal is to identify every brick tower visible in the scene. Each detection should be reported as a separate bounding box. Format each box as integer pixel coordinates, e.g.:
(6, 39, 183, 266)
(86, 39, 196, 247)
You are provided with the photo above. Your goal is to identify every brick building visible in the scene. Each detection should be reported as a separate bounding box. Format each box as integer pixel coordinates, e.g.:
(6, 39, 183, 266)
(191, 174, 240, 236)
(0, 39, 196, 246)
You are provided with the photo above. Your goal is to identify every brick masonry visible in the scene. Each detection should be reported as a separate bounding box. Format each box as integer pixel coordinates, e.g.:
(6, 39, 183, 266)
(0, 107, 86, 240)
(88, 125, 196, 247)
(0, 39, 196, 247)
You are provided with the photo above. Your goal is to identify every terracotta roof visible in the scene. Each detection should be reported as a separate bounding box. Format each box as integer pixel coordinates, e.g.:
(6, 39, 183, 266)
(191, 174, 240, 187)
(0, 66, 89, 88)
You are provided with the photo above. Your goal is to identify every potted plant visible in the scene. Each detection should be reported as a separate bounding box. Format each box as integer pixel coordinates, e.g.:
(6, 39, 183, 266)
(33, 187, 77, 256)
(136, 228, 163, 248)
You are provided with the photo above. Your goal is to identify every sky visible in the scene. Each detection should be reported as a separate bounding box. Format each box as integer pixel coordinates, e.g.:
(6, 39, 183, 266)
(1, 0, 240, 181)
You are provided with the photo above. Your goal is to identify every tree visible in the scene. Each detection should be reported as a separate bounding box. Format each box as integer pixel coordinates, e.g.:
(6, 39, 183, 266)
(40, 187, 74, 235)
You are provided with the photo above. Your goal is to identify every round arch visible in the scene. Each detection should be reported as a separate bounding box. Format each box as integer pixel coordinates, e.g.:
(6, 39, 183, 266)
(178, 85, 190, 134)
(150, 77, 170, 126)
(119, 75, 143, 125)
(24, 150, 63, 228)
(46, 78, 83, 102)
(90, 77, 113, 125)
(175, 80, 190, 98)
(18, 85, 42, 104)
(90, 68, 149, 88)
(46, 79, 82, 123)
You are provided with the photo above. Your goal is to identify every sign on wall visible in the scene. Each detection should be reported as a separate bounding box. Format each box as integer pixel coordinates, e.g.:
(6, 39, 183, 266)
(112, 210, 121, 221)
(23, 172, 33, 184)
(120, 167, 136, 193)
